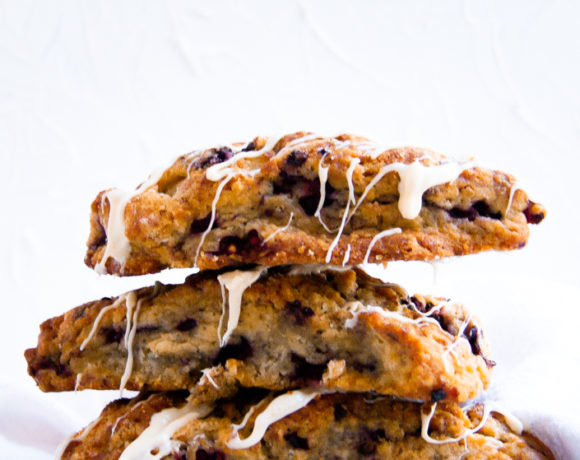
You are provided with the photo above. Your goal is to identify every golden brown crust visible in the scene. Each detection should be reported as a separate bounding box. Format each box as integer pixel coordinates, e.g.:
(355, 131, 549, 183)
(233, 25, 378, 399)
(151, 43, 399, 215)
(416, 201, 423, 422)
(25, 267, 492, 402)
(60, 391, 554, 460)
(84, 132, 545, 275)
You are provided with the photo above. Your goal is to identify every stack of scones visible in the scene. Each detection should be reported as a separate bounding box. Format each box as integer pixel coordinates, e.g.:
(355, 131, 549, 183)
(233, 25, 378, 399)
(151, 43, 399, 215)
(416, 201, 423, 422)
(26, 132, 553, 459)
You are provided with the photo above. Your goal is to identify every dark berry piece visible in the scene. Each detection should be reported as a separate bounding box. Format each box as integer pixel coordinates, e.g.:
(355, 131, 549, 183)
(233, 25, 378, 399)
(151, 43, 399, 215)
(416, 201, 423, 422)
(285, 300, 314, 325)
(286, 150, 308, 167)
(199, 147, 234, 168)
(352, 359, 377, 373)
(176, 318, 197, 332)
(101, 326, 124, 344)
(290, 353, 327, 383)
(523, 201, 545, 224)
(284, 432, 309, 450)
(190, 214, 217, 234)
(136, 325, 159, 334)
(214, 337, 253, 365)
(241, 141, 255, 152)
(334, 404, 348, 421)
(195, 449, 226, 460)
(431, 388, 447, 402)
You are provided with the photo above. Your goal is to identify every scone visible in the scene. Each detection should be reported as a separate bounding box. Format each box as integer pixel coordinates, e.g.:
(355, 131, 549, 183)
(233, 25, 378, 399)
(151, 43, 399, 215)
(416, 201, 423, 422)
(57, 389, 554, 460)
(84, 132, 545, 275)
(25, 266, 492, 403)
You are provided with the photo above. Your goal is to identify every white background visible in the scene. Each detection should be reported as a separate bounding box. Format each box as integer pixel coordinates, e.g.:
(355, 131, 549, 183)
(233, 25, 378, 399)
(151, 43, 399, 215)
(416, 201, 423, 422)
(1, 1, 579, 458)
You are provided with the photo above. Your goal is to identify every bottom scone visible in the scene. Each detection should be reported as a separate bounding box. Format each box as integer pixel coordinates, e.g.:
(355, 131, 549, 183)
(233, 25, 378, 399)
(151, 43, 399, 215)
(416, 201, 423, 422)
(58, 389, 553, 460)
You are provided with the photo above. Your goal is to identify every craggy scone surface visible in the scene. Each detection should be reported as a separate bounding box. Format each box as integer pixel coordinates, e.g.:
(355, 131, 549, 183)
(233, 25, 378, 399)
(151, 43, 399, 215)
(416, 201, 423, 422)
(26, 266, 492, 403)
(60, 390, 554, 460)
(85, 132, 545, 275)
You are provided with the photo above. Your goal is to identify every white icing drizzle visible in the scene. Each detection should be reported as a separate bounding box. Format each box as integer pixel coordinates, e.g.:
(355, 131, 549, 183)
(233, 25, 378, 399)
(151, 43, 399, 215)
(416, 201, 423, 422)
(54, 418, 100, 459)
(350, 159, 470, 221)
(119, 402, 213, 460)
(200, 368, 219, 389)
(342, 243, 351, 266)
(313, 158, 334, 232)
(345, 301, 440, 329)
(74, 373, 82, 392)
(227, 388, 329, 449)
(363, 228, 402, 264)
(193, 172, 234, 267)
(111, 395, 155, 435)
(119, 295, 146, 396)
(505, 181, 521, 215)
(122, 292, 139, 349)
(325, 158, 360, 263)
(80, 294, 129, 351)
(287, 264, 351, 276)
(420, 400, 523, 445)
(441, 314, 472, 373)
(95, 167, 165, 274)
(261, 212, 294, 245)
(217, 266, 266, 347)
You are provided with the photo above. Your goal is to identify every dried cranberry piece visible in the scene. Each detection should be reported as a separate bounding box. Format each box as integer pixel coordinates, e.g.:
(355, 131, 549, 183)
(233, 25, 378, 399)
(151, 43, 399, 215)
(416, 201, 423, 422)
(101, 326, 124, 344)
(190, 214, 218, 234)
(198, 147, 234, 168)
(195, 449, 226, 460)
(523, 201, 545, 224)
(215, 230, 262, 256)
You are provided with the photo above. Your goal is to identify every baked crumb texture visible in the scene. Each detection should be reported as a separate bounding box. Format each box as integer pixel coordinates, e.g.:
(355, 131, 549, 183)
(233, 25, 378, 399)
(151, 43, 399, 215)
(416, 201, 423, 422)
(25, 267, 492, 403)
(84, 132, 545, 276)
(59, 390, 554, 460)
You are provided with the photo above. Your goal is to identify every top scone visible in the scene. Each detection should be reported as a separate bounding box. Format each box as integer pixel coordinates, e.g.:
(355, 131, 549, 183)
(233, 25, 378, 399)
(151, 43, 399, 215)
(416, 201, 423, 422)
(85, 132, 545, 276)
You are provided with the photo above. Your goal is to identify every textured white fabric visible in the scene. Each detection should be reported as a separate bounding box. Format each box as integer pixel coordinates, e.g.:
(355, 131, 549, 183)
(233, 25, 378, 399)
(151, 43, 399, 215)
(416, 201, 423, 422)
(1, 1, 579, 459)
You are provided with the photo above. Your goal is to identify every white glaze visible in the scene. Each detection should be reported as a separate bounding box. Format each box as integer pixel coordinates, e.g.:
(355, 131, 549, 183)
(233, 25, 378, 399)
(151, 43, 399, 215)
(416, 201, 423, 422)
(363, 228, 402, 264)
(420, 400, 523, 445)
(313, 158, 334, 232)
(345, 301, 440, 329)
(325, 158, 360, 263)
(227, 388, 329, 449)
(200, 368, 219, 389)
(350, 159, 470, 221)
(342, 243, 351, 266)
(74, 373, 82, 392)
(119, 295, 146, 396)
(80, 294, 129, 351)
(441, 314, 472, 373)
(95, 167, 165, 274)
(217, 266, 265, 346)
(288, 264, 351, 276)
(193, 172, 234, 267)
(119, 403, 213, 460)
(261, 212, 293, 244)
(505, 181, 521, 215)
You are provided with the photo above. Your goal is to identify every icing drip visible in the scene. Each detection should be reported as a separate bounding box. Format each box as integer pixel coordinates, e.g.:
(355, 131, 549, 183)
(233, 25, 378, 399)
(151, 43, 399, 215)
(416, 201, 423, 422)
(363, 228, 402, 264)
(54, 418, 100, 459)
(345, 301, 440, 329)
(119, 402, 214, 460)
(350, 159, 470, 221)
(441, 314, 472, 373)
(200, 368, 219, 389)
(74, 373, 82, 392)
(313, 158, 334, 232)
(261, 212, 294, 245)
(217, 267, 266, 346)
(325, 158, 360, 263)
(95, 167, 165, 274)
(342, 244, 351, 266)
(288, 264, 351, 276)
(111, 395, 154, 435)
(119, 294, 146, 396)
(227, 388, 329, 449)
(193, 173, 234, 267)
(120, 283, 162, 396)
(505, 182, 521, 215)
(80, 294, 129, 351)
(420, 400, 523, 445)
